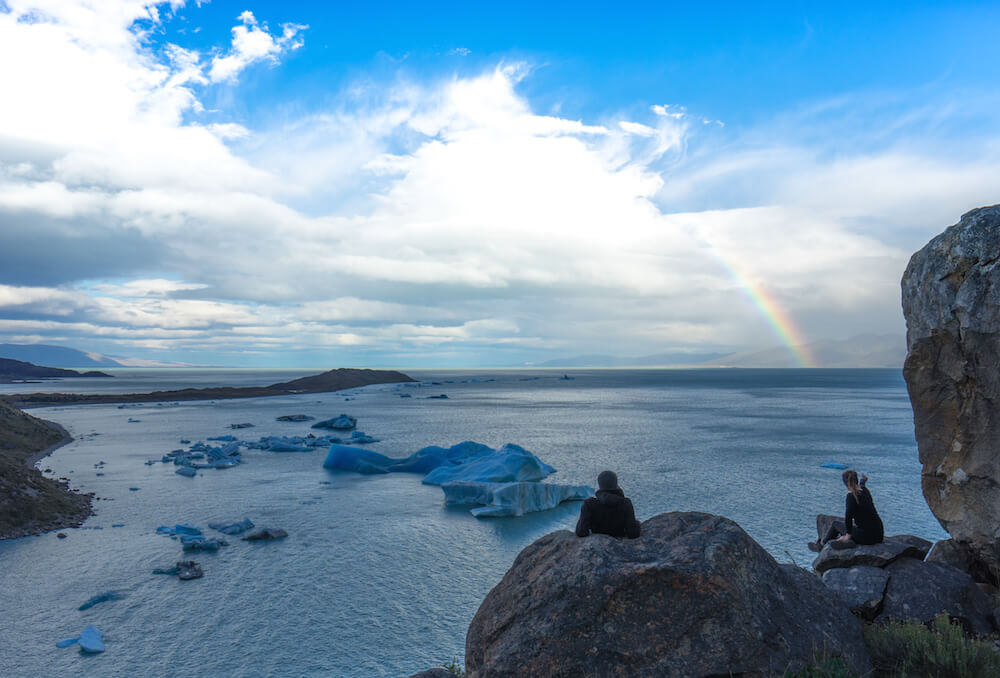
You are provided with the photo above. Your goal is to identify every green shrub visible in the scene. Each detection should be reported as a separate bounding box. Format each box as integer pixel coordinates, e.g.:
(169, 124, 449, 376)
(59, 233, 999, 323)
(441, 659, 465, 676)
(782, 654, 857, 677)
(864, 614, 1000, 678)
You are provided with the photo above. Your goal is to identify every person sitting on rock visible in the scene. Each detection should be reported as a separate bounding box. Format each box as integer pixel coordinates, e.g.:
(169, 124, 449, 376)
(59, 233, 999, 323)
(575, 470, 641, 539)
(810, 470, 884, 551)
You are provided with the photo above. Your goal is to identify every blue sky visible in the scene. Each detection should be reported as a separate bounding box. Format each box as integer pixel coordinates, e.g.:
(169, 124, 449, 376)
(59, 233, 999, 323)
(0, 1, 998, 367)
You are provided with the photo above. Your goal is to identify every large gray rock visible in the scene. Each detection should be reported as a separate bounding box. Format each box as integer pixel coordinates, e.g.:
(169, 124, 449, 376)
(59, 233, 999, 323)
(465, 512, 870, 678)
(877, 557, 996, 636)
(408, 670, 453, 678)
(926, 538, 998, 585)
(902, 205, 1000, 579)
(812, 537, 925, 574)
(822, 566, 890, 621)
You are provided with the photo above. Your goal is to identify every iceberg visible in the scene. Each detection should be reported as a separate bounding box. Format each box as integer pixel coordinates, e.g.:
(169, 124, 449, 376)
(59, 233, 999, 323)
(323, 445, 393, 474)
(312, 414, 357, 430)
(421, 444, 555, 486)
(78, 625, 105, 653)
(820, 462, 849, 469)
(156, 523, 202, 537)
(208, 518, 254, 535)
(441, 481, 592, 517)
(181, 536, 227, 551)
(175, 466, 197, 477)
(78, 591, 122, 611)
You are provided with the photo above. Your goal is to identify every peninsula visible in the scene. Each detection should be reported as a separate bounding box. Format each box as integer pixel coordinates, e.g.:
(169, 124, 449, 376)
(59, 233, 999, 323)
(0, 357, 112, 383)
(2, 367, 416, 408)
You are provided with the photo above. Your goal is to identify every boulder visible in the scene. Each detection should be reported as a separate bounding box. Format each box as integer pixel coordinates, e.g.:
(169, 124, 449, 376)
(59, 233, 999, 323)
(812, 537, 925, 574)
(901, 205, 1000, 579)
(876, 557, 995, 635)
(822, 566, 889, 620)
(465, 512, 870, 678)
(925, 538, 998, 585)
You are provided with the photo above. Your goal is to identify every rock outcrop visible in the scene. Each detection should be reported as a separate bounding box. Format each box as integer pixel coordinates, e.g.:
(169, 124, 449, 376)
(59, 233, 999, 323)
(465, 512, 870, 678)
(811, 535, 931, 574)
(902, 205, 1000, 580)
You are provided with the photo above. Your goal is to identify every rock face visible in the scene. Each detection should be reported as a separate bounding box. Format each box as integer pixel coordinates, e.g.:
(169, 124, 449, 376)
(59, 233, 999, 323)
(465, 512, 870, 678)
(822, 566, 889, 621)
(902, 205, 1000, 579)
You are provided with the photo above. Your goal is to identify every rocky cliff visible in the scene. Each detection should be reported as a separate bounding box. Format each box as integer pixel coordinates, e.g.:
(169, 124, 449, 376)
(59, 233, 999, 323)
(902, 204, 1000, 580)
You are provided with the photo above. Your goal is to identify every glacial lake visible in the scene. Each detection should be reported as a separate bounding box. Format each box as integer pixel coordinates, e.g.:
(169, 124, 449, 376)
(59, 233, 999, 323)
(0, 368, 945, 677)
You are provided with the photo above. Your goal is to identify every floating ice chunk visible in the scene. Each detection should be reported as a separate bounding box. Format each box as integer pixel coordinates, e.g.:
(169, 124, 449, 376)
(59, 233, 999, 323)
(78, 625, 105, 653)
(156, 523, 202, 536)
(208, 518, 254, 535)
(175, 466, 196, 477)
(422, 444, 555, 486)
(312, 414, 357, 430)
(207, 435, 236, 442)
(78, 591, 122, 611)
(277, 414, 314, 422)
(820, 462, 849, 469)
(242, 527, 288, 541)
(388, 441, 493, 474)
(442, 481, 592, 517)
(56, 637, 78, 648)
(181, 536, 227, 551)
(323, 445, 393, 474)
(349, 431, 379, 444)
(262, 436, 312, 452)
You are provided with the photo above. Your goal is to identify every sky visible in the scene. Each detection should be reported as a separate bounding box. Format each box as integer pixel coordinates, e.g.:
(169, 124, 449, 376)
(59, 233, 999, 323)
(0, 1, 999, 368)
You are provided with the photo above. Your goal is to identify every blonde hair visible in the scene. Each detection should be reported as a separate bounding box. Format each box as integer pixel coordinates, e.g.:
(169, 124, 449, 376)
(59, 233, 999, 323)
(842, 470, 861, 499)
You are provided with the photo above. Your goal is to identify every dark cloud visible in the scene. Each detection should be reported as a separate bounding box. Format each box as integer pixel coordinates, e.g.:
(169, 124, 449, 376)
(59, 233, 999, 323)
(0, 209, 165, 285)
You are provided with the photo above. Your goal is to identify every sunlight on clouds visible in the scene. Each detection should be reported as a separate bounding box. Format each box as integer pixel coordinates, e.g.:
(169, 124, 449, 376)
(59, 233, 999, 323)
(208, 10, 306, 83)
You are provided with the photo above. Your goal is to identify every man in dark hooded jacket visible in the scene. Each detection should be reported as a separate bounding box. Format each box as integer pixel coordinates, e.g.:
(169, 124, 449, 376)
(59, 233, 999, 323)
(575, 470, 641, 539)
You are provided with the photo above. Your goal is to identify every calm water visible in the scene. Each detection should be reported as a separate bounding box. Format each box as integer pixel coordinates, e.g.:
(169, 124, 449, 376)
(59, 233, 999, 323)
(0, 368, 944, 677)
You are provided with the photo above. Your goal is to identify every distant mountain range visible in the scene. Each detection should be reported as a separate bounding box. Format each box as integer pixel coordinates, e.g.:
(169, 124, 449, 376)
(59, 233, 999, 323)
(534, 334, 905, 369)
(0, 344, 190, 368)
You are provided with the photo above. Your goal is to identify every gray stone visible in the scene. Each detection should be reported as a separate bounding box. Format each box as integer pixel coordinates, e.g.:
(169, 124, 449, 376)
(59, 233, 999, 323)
(812, 537, 924, 574)
(465, 512, 871, 678)
(887, 534, 933, 557)
(901, 205, 1000, 580)
(877, 557, 995, 636)
(822, 566, 889, 620)
(926, 538, 997, 585)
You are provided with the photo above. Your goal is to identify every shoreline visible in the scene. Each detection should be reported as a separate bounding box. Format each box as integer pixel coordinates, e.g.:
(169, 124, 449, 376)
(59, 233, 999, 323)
(23, 417, 72, 469)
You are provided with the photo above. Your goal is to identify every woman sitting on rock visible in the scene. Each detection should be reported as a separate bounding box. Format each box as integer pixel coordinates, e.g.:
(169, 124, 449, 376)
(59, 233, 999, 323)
(810, 470, 884, 551)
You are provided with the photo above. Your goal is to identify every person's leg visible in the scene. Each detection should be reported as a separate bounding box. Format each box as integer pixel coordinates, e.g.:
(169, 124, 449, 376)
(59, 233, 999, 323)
(821, 519, 847, 544)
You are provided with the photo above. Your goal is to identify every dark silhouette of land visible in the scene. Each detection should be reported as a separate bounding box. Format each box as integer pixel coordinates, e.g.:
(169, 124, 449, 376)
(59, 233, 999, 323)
(2, 367, 416, 408)
(0, 357, 112, 383)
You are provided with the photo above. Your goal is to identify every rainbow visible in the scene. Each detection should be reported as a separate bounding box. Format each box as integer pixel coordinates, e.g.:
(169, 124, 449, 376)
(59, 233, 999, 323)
(722, 263, 817, 368)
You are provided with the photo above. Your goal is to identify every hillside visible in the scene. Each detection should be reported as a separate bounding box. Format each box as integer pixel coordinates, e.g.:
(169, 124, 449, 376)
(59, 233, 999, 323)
(0, 357, 112, 382)
(0, 400, 92, 539)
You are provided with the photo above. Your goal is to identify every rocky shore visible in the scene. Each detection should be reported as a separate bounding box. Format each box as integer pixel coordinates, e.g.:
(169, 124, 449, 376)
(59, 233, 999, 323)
(0, 399, 92, 540)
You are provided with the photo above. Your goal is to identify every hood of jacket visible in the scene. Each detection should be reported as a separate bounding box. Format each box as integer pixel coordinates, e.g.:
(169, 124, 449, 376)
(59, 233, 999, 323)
(596, 488, 625, 506)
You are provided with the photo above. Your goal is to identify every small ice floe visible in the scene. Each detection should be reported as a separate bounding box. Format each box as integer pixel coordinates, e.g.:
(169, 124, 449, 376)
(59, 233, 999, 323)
(156, 523, 202, 537)
(180, 439, 191, 444)
(276, 414, 314, 422)
(57, 625, 105, 653)
(207, 435, 236, 442)
(175, 466, 196, 477)
(398, 393, 411, 398)
(129, 487, 140, 491)
(78, 591, 122, 611)
(349, 431, 379, 444)
(208, 518, 254, 535)
(311, 414, 357, 431)
(230, 423, 255, 429)
(152, 560, 203, 580)
(127, 418, 141, 423)
(111, 523, 125, 528)
(820, 462, 849, 470)
(95, 472, 105, 476)
(242, 527, 288, 541)
(426, 394, 449, 399)
(180, 536, 227, 552)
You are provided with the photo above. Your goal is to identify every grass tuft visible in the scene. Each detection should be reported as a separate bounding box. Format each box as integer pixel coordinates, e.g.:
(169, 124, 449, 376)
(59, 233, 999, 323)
(864, 614, 1000, 678)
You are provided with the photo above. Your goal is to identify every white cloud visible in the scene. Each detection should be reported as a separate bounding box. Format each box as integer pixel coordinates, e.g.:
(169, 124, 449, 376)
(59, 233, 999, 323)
(208, 10, 306, 83)
(1, 3, 998, 364)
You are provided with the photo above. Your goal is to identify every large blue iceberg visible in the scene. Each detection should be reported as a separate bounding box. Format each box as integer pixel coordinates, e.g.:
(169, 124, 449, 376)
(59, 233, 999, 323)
(442, 481, 592, 517)
(323, 441, 586, 517)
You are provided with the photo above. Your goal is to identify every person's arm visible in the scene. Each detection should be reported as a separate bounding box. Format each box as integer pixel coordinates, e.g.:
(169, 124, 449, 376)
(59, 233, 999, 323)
(624, 499, 640, 539)
(575, 500, 592, 537)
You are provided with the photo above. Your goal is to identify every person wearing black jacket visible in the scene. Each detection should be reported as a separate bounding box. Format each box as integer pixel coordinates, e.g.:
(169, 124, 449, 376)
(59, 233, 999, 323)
(810, 469, 884, 550)
(575, 470, 641, 539)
